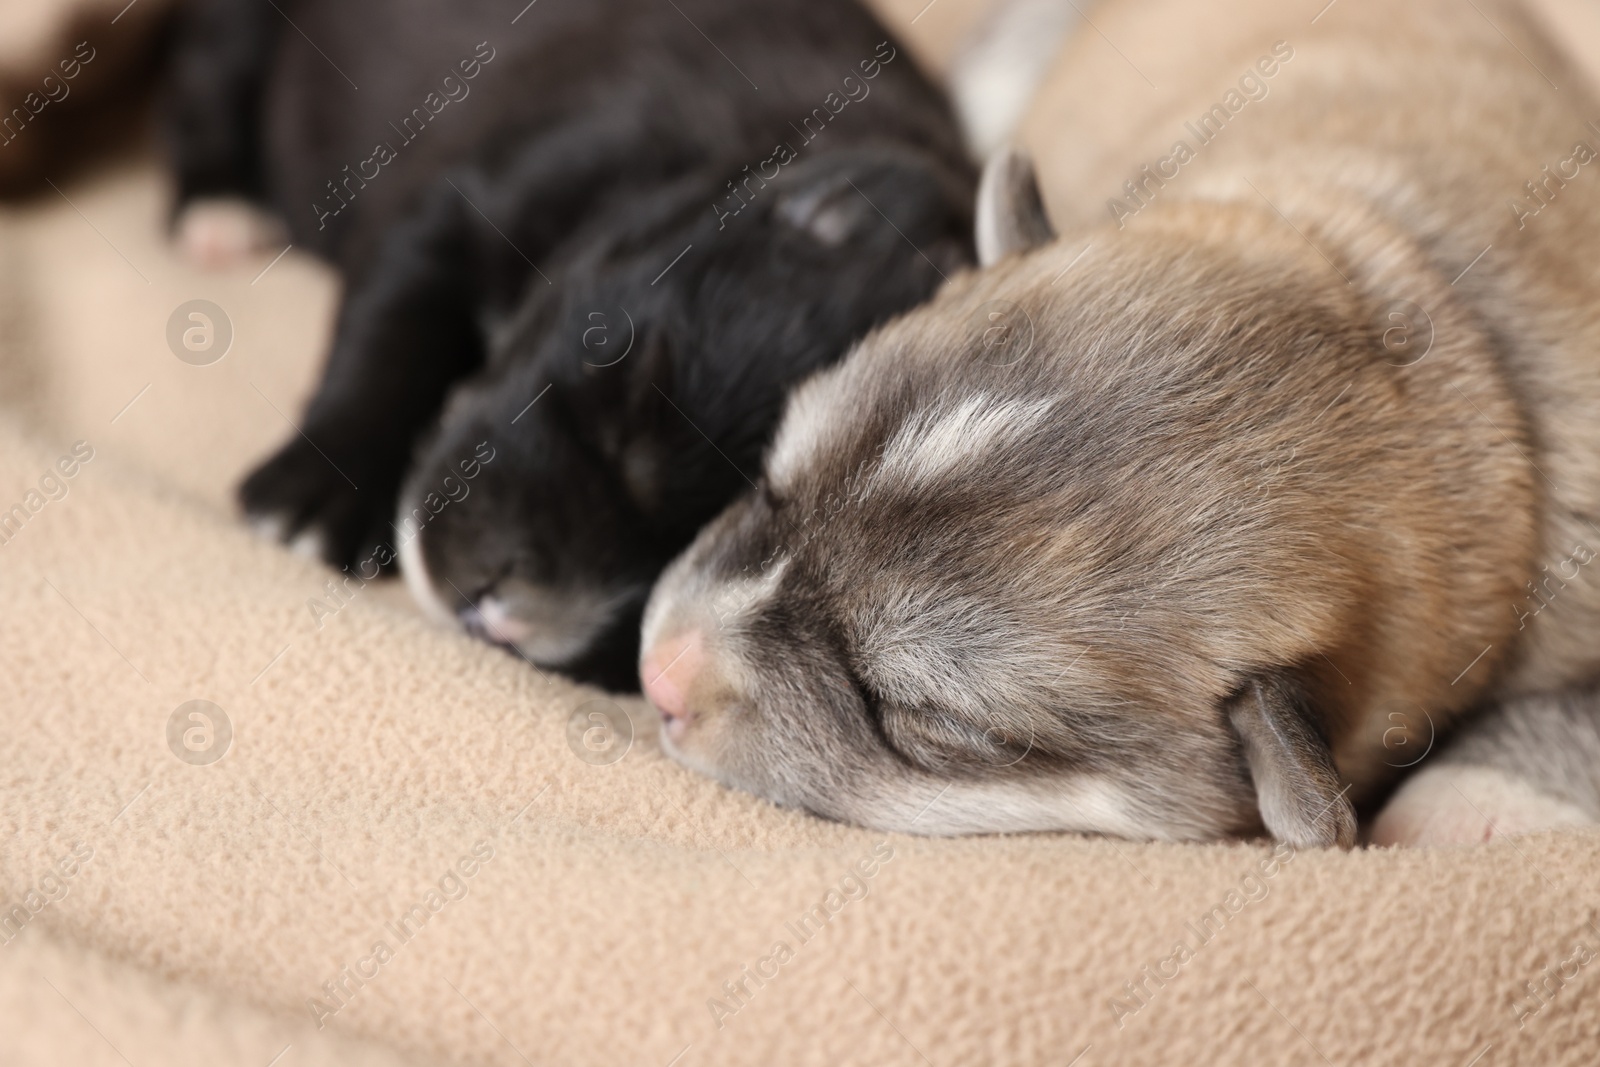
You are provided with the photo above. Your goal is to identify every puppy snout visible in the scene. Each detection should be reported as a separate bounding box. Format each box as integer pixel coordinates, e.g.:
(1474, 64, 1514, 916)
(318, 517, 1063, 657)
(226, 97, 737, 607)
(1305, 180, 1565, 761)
(641, 629, 704, 734)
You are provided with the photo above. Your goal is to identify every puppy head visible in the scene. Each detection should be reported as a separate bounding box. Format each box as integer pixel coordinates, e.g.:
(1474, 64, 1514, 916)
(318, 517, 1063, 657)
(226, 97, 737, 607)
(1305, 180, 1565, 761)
(640, 479, 1352, 844)
(399, 145, 974, 688)
(397, 361, 663, 689)
(639, 189, 1375, 844)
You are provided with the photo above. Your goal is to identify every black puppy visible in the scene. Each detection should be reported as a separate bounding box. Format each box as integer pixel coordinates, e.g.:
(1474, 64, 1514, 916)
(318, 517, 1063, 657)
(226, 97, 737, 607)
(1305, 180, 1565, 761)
(166, 0, 975, 687)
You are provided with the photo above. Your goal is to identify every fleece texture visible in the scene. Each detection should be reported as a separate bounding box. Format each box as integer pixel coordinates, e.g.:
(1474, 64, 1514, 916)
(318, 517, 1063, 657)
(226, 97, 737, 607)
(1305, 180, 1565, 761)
(1, 0, 1599, 1063)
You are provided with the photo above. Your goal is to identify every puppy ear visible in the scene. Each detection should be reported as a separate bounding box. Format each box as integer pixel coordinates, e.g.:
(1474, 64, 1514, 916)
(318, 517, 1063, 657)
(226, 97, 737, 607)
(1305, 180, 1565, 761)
(975, 146, 1055, 266)
(1225, 672, 1355, 848)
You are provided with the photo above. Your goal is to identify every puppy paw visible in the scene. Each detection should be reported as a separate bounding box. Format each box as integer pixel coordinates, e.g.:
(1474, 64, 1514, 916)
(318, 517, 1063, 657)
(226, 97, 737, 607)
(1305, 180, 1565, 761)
(175, 197, 287, 270)
(1371, 764, 1594, 847)
(240, 436, 397, 569)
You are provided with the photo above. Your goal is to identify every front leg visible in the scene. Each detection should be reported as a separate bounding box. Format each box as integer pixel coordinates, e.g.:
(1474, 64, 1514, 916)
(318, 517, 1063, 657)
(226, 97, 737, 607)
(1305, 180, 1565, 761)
(241, 184, 484, 567)
(1371, 686, 1600, 845)
(165, 0, 287, 267)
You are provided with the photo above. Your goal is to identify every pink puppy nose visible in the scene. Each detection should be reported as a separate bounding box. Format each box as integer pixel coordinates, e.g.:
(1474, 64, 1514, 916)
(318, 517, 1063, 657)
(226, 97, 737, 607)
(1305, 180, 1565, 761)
(641, 629, 703, 725)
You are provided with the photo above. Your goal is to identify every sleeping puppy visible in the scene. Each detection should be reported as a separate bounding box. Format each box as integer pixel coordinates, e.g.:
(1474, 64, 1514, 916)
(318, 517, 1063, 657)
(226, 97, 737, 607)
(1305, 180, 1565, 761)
(394, 148, 971, 686)
(166, 0, 974, 687)
(638, 0, 1600, 845)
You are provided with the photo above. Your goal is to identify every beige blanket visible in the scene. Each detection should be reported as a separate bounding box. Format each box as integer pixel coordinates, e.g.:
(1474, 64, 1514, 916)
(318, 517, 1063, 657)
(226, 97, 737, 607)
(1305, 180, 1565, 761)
(1, 1, 1598, 1063)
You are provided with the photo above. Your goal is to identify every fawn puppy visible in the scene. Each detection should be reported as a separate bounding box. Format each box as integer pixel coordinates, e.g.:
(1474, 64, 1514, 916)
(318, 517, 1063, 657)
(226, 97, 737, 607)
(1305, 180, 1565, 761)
(639, 0, 1600, 845)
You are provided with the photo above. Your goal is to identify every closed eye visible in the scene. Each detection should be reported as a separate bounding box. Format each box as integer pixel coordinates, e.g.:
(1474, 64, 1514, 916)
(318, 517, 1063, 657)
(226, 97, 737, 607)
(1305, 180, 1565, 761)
(843, 664, 932, 768)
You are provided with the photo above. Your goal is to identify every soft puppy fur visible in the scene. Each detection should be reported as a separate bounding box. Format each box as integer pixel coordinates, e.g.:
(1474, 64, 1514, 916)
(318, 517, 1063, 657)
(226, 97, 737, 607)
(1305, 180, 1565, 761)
(165, 0, 975, 687)
(639, 0, 1600, 845)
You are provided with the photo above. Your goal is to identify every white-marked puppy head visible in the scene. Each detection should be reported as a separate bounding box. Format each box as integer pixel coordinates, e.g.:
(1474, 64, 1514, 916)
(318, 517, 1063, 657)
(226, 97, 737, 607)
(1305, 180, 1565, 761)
(630, 152, 1472, 846)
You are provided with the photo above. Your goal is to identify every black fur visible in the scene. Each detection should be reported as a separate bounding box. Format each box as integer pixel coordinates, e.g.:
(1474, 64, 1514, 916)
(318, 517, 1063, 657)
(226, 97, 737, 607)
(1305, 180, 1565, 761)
(165, 0, 975, 687)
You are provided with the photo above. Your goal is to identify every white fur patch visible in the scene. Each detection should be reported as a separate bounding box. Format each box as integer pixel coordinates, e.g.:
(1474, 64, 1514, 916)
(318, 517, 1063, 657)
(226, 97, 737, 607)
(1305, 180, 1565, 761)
(706, 557, 790, 629)
(288, 527, 326, 561)
(765, 375, 848, 491)
(869, 775, 1147, 838)
(873, 395, 1054, 494)
(248, 512, 291, 544)
(395, 502, 456, 625)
